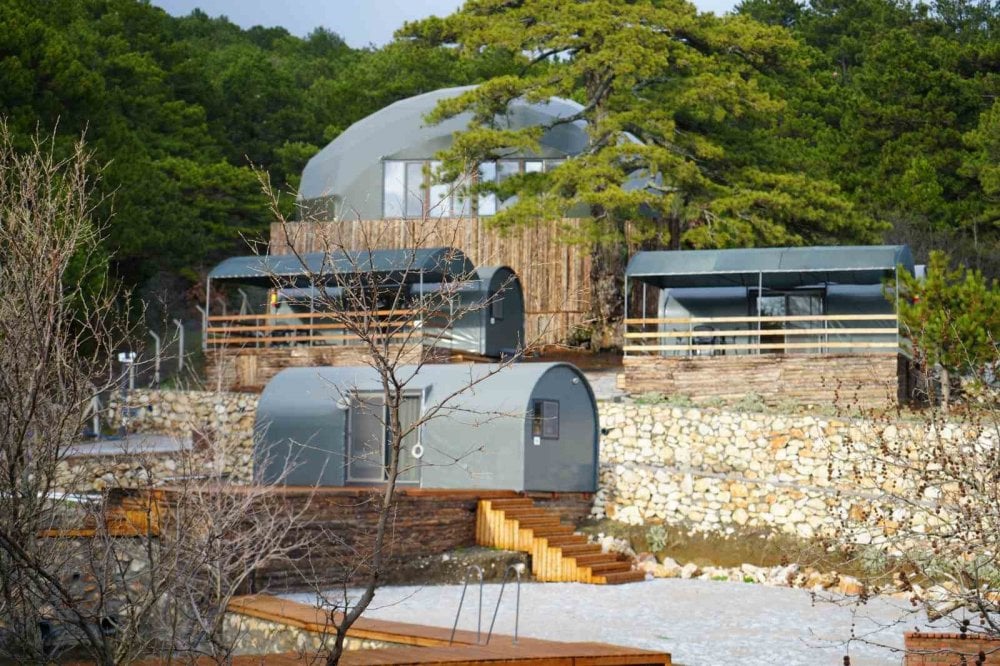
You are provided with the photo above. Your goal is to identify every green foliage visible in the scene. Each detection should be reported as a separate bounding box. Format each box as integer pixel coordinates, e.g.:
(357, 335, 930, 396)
(0, 0, 516, 296)
(738, 0, 1000, 276)
(895, 251, 1000, 374)
(402, 0, 880, 250)
(646, 524, 669, 553)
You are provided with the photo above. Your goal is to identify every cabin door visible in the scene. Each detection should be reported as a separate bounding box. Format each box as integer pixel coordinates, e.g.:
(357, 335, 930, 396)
(347, 394, 421, 484)
(752, 289, 825, 353)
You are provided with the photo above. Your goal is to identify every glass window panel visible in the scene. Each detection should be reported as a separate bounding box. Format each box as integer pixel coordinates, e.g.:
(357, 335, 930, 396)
(452, 171, 472, 217)
(477, 162, 497, 216)
(349, 396, 385, 481)
(496, 160, 520, 183)
(490, 290, 504, 321)
(545, 159, 565, 171)
(532, 400, 559, 439)
(383, 161, 405, 218)
(524, 160, 543, 173)
(405, 162, 425, 218)
(428, 161, 450, 218)
(396, 395, 422, 483)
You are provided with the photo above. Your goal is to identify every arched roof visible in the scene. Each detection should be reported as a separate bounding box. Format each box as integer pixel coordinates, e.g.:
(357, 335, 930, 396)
(299, 86, 590, 204)
(257, 362, 595, 428)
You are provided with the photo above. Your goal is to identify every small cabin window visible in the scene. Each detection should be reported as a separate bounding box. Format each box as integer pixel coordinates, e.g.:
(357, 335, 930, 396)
(531, 400, 559, 439)
(490, 289, 504, 321)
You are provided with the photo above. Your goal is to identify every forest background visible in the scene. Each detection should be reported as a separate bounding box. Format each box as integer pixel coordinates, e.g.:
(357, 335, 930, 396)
(2, 0, 996, 330)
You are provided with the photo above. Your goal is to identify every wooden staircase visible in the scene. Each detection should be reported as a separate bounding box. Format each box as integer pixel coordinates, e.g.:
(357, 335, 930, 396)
(476, 497, 645, 585)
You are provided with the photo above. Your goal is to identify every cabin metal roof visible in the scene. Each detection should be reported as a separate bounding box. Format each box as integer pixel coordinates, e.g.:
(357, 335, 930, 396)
(207, 247, 474, 285)
(626, 245, 914, 289)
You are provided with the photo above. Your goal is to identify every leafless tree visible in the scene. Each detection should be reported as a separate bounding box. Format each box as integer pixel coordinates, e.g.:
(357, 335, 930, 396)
(0, 121, 130, 664)
(0, 124, 316, 665)
(821, 336, 1000, 661)
(254, 172, 552, 665)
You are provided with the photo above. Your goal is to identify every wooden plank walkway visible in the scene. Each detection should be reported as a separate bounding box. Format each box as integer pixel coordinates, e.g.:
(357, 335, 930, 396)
(225, 594, 671, 666)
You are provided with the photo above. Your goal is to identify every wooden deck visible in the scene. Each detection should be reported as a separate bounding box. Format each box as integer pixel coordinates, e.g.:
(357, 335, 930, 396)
(225, 594, 670, 666)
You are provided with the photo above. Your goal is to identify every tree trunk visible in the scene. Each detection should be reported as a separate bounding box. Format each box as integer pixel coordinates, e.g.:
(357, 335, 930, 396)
(939, 365, 951, 411)
(588, 230, 626, 351)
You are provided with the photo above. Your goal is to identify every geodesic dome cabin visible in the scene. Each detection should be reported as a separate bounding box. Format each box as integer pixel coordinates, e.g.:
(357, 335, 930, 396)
(298, 85, 591, 220)
(253, 363, 599, 492)
(203, 247, 524, 358)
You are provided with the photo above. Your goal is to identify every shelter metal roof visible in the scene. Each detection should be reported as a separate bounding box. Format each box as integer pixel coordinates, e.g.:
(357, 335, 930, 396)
(208, 247, 474, 285)
(626, 246, 914, 289)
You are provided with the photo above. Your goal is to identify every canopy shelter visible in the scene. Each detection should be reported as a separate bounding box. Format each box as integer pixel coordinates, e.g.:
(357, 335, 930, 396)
(207, 247, 474, 289)
(623, 245, 914, 358)
(625, 245, 914, 290)
(203, 247, 523, 358)
(254, 363, 599, 492)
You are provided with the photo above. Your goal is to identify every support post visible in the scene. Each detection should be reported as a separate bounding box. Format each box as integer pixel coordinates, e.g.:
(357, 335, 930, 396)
(757, 271, 763, 355)
(195, 305, 208, 352)
(623, 275, 629, 357)
(173, 319, 184, 373)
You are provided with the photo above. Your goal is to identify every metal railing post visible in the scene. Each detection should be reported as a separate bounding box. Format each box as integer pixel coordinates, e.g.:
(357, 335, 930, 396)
(172, 319, 184, 373)
(149, 331, 161, 387)
(486, 564, 522, 646)
(449, 565, 484, 645)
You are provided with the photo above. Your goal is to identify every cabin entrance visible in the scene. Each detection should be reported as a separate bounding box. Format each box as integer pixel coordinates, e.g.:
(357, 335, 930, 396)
(347, 393, 421, 484)
(750, 289, 825, 353)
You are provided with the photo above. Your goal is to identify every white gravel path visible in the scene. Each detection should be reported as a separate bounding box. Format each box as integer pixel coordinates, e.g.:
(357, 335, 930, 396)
(285, 579, 939, 666)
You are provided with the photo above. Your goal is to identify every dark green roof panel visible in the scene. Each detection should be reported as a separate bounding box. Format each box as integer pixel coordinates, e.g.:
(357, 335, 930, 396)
(208, 247, 474, 284)
(626, 246, 914, 289)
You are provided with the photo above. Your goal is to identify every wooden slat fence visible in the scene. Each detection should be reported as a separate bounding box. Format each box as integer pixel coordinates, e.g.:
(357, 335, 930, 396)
(624, 313, 900, 355)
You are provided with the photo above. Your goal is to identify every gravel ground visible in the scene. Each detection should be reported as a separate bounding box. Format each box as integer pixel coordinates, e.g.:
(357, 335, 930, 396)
(285, 579, 938, 666)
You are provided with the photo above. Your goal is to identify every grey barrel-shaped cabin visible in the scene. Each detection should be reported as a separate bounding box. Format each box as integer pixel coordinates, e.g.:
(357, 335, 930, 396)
(254, 363, 599, 492)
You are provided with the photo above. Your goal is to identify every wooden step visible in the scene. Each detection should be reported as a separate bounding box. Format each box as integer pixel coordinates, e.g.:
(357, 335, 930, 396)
(557, 543, 601, 556)
(587, 561, 633, 575)
(475, 497, 645, 585)
(595, 570, 647, 585)
(569, 553, 614, 566)
(528, 524, 575, 536)
(544, 534, 589, 547)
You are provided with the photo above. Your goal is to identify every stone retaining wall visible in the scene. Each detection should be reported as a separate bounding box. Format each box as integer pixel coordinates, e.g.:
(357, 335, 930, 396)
(224, 613, 398, 655)
(592, 400, 992, 540)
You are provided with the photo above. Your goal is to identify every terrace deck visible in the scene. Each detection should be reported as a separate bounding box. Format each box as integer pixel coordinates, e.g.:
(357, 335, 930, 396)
(224, 594, 671, 666)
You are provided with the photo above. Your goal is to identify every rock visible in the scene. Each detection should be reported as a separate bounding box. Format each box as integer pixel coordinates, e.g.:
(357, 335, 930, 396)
(680, 562, 701, 579)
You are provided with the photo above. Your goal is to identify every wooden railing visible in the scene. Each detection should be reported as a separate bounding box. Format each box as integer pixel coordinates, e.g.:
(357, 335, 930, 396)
(623, 313, 900, 355)
(205, 309, 427, 348)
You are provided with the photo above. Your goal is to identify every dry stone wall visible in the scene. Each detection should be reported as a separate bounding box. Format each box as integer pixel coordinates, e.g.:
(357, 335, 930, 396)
(65, 390, 995, 548)
(57, 390, 259, 492)
(592, 400, 993, 541)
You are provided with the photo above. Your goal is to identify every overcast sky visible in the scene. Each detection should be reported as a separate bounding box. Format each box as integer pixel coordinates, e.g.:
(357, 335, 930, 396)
(152, 0, 740, 48)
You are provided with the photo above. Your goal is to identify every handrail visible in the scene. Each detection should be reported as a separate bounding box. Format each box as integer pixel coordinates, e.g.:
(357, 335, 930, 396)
(625, 313, 897, 325)
(207, 309, 418, 322)
(624, 313, 902, 356)
(486, 564, 522, 646)
(449, 565, 484, 645)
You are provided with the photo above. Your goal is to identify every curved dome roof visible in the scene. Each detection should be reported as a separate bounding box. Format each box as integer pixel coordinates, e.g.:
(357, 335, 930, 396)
(299, 86, 590, 207)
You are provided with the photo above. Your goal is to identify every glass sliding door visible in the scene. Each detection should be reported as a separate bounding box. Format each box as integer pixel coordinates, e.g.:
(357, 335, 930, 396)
(348, 395, 387, 482)
(347, 393, 422, 484)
